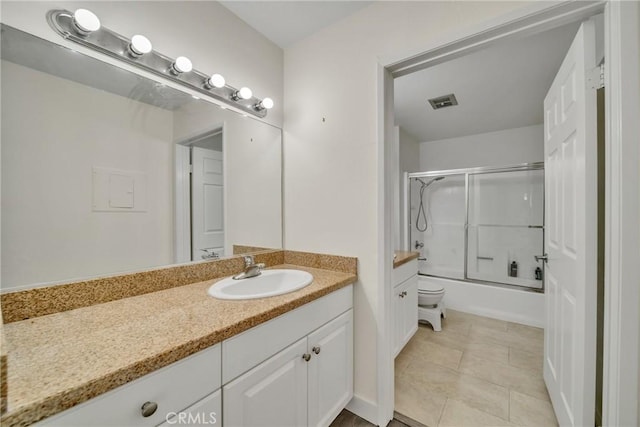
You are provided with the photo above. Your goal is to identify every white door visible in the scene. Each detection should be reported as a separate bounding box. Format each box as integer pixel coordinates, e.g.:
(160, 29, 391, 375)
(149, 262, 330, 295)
(223, 338, 308, 427)
(543, 19, 597, 427)
(191, 147, 224, 260)
(307, 310, 353, 427)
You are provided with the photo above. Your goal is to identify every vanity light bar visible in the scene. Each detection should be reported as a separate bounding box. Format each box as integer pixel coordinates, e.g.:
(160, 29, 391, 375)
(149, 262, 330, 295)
(46, 9, 273, 118)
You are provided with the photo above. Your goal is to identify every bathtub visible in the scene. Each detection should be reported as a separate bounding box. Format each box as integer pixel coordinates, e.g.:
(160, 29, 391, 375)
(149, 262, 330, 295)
(419, 275, 545, 328)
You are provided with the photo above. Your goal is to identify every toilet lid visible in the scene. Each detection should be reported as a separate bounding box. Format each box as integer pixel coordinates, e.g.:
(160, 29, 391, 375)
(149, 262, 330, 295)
(418, 282, 444, 293)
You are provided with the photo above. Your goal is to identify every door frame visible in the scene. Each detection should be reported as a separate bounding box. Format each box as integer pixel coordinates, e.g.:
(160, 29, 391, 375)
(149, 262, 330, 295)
(173, 125, 224, 264)
(377, 1, 639, 426)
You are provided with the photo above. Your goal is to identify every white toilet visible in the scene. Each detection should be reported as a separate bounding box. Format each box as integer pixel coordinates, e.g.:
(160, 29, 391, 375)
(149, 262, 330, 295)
(417, 281, 446, 331)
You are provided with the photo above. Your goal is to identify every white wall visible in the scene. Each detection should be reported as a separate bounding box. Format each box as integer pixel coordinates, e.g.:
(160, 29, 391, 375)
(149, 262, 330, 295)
(0, 1, 284, 128)
(398, 127, 420, 250)
(1, 60, 174, 288)
(283, 1, 532, 418)
(419, 124, 543, 171)
(399, 127, 421, 177)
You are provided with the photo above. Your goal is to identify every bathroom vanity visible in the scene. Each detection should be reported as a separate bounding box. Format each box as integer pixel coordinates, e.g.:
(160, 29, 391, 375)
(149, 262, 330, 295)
(392, 252, 419, 357)
(0, 251, 357, 427)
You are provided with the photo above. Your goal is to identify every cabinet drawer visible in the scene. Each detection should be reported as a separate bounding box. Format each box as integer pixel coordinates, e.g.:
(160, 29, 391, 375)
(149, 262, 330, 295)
(393, 259, 418, 286)
(160, 389, 221, 426)
(222, 285, 352, 384)
(38, 344, 221, 426)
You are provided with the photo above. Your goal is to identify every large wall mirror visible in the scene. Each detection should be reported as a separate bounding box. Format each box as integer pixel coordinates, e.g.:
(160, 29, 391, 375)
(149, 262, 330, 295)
(1, 25, 283, 290)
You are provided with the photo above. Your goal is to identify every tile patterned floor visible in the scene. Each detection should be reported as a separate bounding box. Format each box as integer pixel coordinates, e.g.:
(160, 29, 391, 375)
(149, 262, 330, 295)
(395, 310, 558, 427)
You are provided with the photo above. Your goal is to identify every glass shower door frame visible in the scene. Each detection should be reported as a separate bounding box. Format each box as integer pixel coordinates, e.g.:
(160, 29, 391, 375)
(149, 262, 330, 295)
(407, 161, 545, 292)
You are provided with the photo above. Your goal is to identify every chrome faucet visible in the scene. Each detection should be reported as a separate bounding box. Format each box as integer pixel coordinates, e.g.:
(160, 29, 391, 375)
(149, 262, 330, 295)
(232, 255, 265, 280)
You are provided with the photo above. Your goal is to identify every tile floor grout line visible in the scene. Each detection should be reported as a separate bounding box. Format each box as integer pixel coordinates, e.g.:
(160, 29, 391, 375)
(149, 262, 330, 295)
(455, 353, 551, 403)
(444, 396, 513, 423)
(453, 365, 548, 403)
(436, 397, 448, 427)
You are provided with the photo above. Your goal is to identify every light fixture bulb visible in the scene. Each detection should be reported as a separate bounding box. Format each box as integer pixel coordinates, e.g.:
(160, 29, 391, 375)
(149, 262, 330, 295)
(239, 87, 253, 99)
(72, 9, 101, 34)
(171, 56, 192, 75)
(129, 35, 152, 56)
(231, 87, 252, 101)
(255, 97, 274, 111)
(261, 98, 274, 109)
(207, 74, 226, 89)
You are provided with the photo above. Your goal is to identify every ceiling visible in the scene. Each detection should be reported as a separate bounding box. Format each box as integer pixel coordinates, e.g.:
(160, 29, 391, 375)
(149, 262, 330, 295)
(220, 1, 372, 48)
(394, 22, 581, 143)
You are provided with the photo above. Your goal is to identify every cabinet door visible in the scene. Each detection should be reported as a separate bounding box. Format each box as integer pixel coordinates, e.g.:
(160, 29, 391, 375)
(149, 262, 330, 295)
(159, 390, 221, 426)
(307, 310, 353, 427)
(393, 284, 405, 357)
(223, 338, 308, 427)
(402, 276, 419, 346)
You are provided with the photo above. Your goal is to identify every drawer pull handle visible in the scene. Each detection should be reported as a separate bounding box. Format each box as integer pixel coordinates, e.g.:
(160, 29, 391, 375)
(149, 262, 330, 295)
(312, 346, 321, 355)
(302, 353, 311, 362)
(141, 401, 158, 417)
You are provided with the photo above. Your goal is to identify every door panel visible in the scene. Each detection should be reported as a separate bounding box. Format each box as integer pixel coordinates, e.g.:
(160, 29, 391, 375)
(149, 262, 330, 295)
(307, 310, 353, 427)
(402, 277, 418, 346)
(543, 19, 597, 427)
(223, 338, 307, 427)
(192, 147, 224, 260)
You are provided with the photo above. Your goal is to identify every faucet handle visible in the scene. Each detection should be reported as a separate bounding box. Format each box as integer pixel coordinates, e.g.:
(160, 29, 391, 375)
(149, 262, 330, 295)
(243, 255, 255, 267)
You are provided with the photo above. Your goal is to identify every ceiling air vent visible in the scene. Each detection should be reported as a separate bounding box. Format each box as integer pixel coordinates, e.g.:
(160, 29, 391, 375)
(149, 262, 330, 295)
(428, 94, 458, 110)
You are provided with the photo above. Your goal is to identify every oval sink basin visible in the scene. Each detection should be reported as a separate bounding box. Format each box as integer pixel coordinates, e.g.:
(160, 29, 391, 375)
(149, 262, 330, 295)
(208, 269, 314, 300)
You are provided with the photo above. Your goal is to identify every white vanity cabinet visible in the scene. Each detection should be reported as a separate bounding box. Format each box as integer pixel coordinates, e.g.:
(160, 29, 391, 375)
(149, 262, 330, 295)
(222, 286, 353, 427)
(393, 259, 418, 357)
(35, 285, 353, 427)
(37, 344, 222, 427)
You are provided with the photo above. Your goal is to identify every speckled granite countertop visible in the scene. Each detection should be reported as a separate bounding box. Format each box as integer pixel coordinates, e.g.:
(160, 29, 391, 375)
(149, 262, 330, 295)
(393, 251, 419, 269)
(0, 265, 356, 426)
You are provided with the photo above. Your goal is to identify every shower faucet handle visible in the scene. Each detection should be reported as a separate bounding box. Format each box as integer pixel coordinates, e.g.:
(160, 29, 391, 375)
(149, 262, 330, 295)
(535, 253, 549, 263)
(414, 240, 424, 249)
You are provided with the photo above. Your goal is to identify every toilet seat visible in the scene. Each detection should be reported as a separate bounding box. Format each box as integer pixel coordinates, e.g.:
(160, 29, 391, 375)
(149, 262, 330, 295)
(418, 282, 444, 294)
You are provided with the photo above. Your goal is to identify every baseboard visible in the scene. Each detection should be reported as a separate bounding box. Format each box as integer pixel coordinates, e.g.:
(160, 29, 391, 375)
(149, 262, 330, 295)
(345, 395, 378, 425)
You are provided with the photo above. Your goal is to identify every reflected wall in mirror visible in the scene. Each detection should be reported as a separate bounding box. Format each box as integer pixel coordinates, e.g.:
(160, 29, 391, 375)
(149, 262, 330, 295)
(1, 25, 282, 291)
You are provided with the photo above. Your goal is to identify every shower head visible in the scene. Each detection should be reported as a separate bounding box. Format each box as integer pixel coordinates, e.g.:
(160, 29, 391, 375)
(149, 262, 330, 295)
(416, 176, 445, 187)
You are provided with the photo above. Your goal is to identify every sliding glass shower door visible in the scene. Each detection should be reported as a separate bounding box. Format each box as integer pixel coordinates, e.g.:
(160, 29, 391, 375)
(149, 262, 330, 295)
(413, 174, 466, 280)
(466, 169, 544, 289)
(408, 163, 544, 291)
